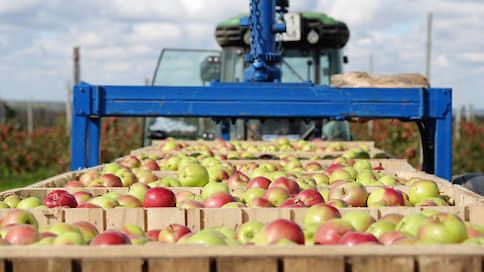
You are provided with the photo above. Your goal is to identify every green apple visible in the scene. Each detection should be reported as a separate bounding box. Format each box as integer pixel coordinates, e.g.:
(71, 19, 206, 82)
(250, 167, 269, 179)
(3, 195, 20, 208)
(268, 171, 288, 181)
(0, 209, 39, 229)
(30, 236, 55, 246)
(119, 224, 145, 237)
(409, 180, 440, 205)
(353, 160, 372, 172)
(462, 237, 484, 245)
(104, 192, 121, 199)
(159, 177, 182, 187)
(319, 189, 329, 202)
(312, 174, 329, 186)
(187, 230, 227, 246)
(16, 197, 42, 209)
(178, 164, 209, 187)
(329, 169, 353, 184)
(202, 182, 230, 199)
(243, 188, 265, 205)
(304, 204, 341, 225)
(303, 223, 320, 246)
(356, 170, 377, 185)
(101, 163, 122, 174)
(378, 175, 399, 186)
(342, 167, 358, 180)
(53, 232, 85, 245)
(236, 221, 265, 244)
(128, 183, 150, 203)
(395, 214, 428, 237)
(215, 227, 236, 240)
(88, 196, 119, 208)
(341, 211, 376, 232)
(115, 168, 138, 187)
(177, 157, 199, 174)
(0, 201, 10, 209)
(366, 220, 396, 239)
(164, 156, 181, 171)
(34, 205, 48, 209)
(417, 213, 467, 244)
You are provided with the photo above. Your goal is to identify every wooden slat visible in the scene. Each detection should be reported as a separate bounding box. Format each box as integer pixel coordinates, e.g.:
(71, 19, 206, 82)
(30, 208, 64, 229)
(11, 258, 72, 272)
(146, 208, 186, 231)
(81, 259, 144, 272)
(242, 208, 292, 224)
(417, 256, 482, 272)
(348, 257, 414, 272)
(186, 208, 202, 232)
(201, 209, 243, 229)
(283, 256, 344, 272)
(216, 257, 278, 272)
(148, 258, 210, 272)
(466, 206, 484, 225)
(64, 208, 105, 231)
(105, 208, 145, 230)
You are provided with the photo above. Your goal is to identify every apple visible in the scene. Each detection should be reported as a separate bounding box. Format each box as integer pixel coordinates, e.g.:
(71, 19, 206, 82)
(178, 164, 209, 187)
(302, 223, 320, 246)
(178, 200, 204, 208)
(236, 221, 265, 244)
(48, 223, 81, 236)
(328, 182, 368, 207)
(90, 230, 131, 246)
(417, 212, 468, 244)
(53, 232, 85, 245)
(249, 197, 274, 208)
(119, 224, 145, 237)
(0, 202, 9, 209)
(222, 202, 247, 208)
(104, 192, 121, 199)
(367, 188, 405, 207)
(224, 171, 250, 188)
(314, 218, 355, 245)
(175, 191, 195, 204)
(207, 165, 231, 183)
(146, 229, 161, 241)
(186, 230, 226, 246)
(116, 194, 142, 208)
(0, 209, 38, 229)
(115, 168, 138, 187)
(295, 189, 325, 207)
(3, 195, 20, 208)
(203, 192, 235, 208)
(378, 230, 412, 245)
(338, 231, 380, 246)
(98, 173, 123, 187)
(319, 189, 329, 202)
(140, 158, 160, 171)
(341, 211, 376, 232)
(408, 180, 440, 205)
(73, 221, 99, 242)
(263, 187, 291, 207)
(304, 162, 322, 172)
(366, 220, 396, 239)
(136, 170, 159, 184)
(72, 191, 94, 205)
(324, 163, 345, 176)
(64, 180, 83, 188)
(78, 203, 102, 208)
(79, 170, 101, 187)
(465, 222, 484, 238)
(120, 155, 141, 168)
(328, 169, 354, 184)
(353, 160, 372, 172)
(326, 199, 349, 208)
(377, 175, 399, 186)
(143, 187, 176, 208)
(462, 237, 484, 245)
(279, 198, 305, 208)
(88, 196, 119, 208)
(254, 219, 305, 245)
(304, 203, 341, 225)
(43, 190, 77, 208)
(269, 177, 300, 194)
(17, 197, 43, 209)
(247, 176, 271, 190)
(356, 170, 377, 185)
(379, 213, 403, 225)
(4, 224, 40, 245)
(296, 177, 317, 191)
(127, 182, 151, 202)
(249, 167, 270, 180)
(312, 173, 330, 186)
(202, 182, 230, 199)
(395, 213, 428, 237)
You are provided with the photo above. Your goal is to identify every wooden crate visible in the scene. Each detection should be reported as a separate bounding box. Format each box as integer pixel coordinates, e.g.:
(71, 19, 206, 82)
(0, 244, 483, 272)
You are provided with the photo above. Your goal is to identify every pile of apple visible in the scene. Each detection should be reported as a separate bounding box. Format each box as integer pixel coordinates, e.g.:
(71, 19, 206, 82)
(1, 208, 484, 246)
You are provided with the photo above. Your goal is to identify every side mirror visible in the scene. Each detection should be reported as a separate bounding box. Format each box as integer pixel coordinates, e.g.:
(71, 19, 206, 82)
(343, 56, 349, 64)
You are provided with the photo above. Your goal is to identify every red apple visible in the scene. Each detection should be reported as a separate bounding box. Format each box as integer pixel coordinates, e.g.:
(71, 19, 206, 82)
(263, 187, 291, 207)
(99, 174, 123, 187)
(73, 221, 99, 242)
(379, 213, 403, 225)
(295, 189, 325, 207)
(367, 188, 405, 207)
(254, 219, 305, 245)
(338, 231, 380, 246)
(279, 198, 305, 208)
(328, 182, 368, 207)
(78, 203, 102, 208)
(43, 190, 77, 208)
(202, 192, 236, 208)
(269, 177, 300, 194)
(159, 224, 192, 243)
(143, 187, 176, 208)
(116, 194, 143, 208)
(4, 224, 40, 245)
(178, 200, 204, 208)
(90, 230, 131, 246)
(141, 158, 160, 171)
(146, 229, 161, 241)
(249, 197, 274, 208)
(304, 203, 341, 225)
(72, 191, 94, 205)
(120, 155, 141, 168)
(224, 171, 250, 188)
(314, 218, 355, 245)
(246, 176, 272, 190)
(79, 170, 101, 187)
(64, 180, 83, 188)
(378, 230, 411, 245)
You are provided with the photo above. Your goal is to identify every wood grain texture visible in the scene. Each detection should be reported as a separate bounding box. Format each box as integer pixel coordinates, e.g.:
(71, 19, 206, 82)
(283, 256, 344, 272)
(348, 256, 414, 272)
(148, 258, 210, 272)
(81, 259, 144, 272)
(418, 256, 482, 272)
(64, 207, 104, 231)
(105, 208, 145, 231)
(201, 208, 243, 229)
(216, 257, 278, 272)
(146, 208, 185, 231)
(11, 258, 72, 272)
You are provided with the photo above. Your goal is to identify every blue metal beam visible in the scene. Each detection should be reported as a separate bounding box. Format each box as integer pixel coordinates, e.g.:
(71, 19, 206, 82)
(71, 81, 452, 181)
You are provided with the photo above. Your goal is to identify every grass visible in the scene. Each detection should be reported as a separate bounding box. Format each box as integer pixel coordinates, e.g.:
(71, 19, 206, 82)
(0, 169, 58, 192)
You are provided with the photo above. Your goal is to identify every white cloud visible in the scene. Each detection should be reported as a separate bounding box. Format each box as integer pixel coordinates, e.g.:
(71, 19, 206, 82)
(435, 54, 450, 67)
(461, 52, 484, 63)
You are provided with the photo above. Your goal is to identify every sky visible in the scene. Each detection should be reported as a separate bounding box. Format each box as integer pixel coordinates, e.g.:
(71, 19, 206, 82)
(0, 0, 483, 109)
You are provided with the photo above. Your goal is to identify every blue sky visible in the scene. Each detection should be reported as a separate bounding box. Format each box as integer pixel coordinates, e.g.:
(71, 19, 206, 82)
(0, 0, 483, 108)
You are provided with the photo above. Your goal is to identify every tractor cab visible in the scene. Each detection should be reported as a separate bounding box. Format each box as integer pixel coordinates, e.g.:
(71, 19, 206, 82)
(144, 12, 351, 145)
